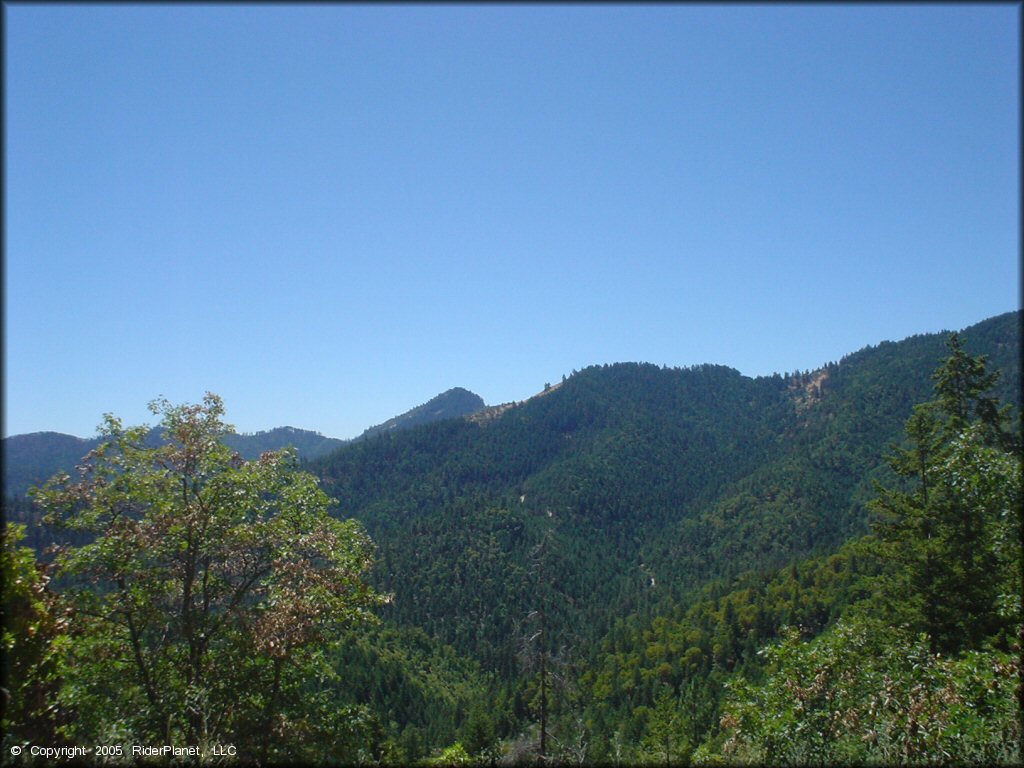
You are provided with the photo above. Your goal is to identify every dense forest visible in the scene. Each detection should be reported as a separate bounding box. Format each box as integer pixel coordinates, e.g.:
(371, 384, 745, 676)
(3, 310, 1021, 765)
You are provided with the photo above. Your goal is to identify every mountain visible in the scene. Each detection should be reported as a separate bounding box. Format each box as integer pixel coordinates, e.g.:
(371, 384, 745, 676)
(307, 311, 1021, 668)
(1, 432, 98, 502)
(295, 311, 1020, 759)
(222, 426, 348, 461)
(2, 388, 487, 500)
(356, 387, 486, 441)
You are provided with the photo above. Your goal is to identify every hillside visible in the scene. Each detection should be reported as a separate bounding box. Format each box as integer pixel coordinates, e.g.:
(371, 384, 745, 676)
(223, 425, 348, 461)
(298, 311, 1022, 760)
(356, 387, 486, 441)
(308, 309, 1020, 683)
(1, 432, 96, 503)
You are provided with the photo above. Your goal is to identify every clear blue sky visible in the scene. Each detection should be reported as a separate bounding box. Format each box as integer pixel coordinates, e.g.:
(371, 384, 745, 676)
(4, 4, 1019, 439)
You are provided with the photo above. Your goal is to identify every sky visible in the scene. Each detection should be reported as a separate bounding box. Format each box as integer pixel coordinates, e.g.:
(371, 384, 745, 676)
(4, 4, 1020, 440)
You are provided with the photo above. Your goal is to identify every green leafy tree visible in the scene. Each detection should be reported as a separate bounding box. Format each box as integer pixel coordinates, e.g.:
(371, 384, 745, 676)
(34, 394, 386, 760)
(426, 740, 473, 765)
(710, 616, 1020, 765)
(1, 524, 66, 751)
(932, 334, 1011, 444)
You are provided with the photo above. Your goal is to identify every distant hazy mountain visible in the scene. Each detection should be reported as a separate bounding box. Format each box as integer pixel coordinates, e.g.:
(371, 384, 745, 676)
(2, 388, 487, 499)
(1, 432, 98, 501)
(1, 426, 343, 500)
(222, 427, 348, 462)
(355, 387, 486, 442)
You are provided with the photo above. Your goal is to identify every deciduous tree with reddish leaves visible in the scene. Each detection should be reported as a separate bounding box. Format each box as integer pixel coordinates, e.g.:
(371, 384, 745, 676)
(34, 393, 386, 761)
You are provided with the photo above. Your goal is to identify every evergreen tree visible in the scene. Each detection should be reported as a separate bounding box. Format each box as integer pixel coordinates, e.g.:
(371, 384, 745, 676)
(870, 335, 1019, 653)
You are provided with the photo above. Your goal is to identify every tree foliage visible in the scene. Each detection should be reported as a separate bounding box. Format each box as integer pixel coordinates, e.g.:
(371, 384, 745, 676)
(31, 394, 386, 760)
(870, 334, 1020, 653)
(711, 616, 1020, 765)
(1, 524, 66, 751)
(706, 335, 1023, 764)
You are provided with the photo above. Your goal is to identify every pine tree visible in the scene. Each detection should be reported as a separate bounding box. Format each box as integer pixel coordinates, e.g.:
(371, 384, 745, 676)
(870, 335, 1019, 654)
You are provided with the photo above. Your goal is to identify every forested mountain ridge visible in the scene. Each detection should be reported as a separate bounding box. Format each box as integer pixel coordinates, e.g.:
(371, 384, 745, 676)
(309, 312, 1020, 654)
(309, 309, 1015, 761)
(299, 310, 1020, 760)
(1, 432, 96, 503)
(356, 387, 486, 441)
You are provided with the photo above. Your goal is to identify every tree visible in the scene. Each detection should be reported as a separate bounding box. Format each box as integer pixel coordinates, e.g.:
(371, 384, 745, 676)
(34, 394, 386, 760)
(870, 335, 1020, 654)
(1, 524, 66, 751)
(639, 684, 690, 767)
(931, 334, 1009, 445)
(518, 527, 553, 760)
(712, 615, 1021, 765)
(460, 697, 498, 760)
(515, 523, 585, 763)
